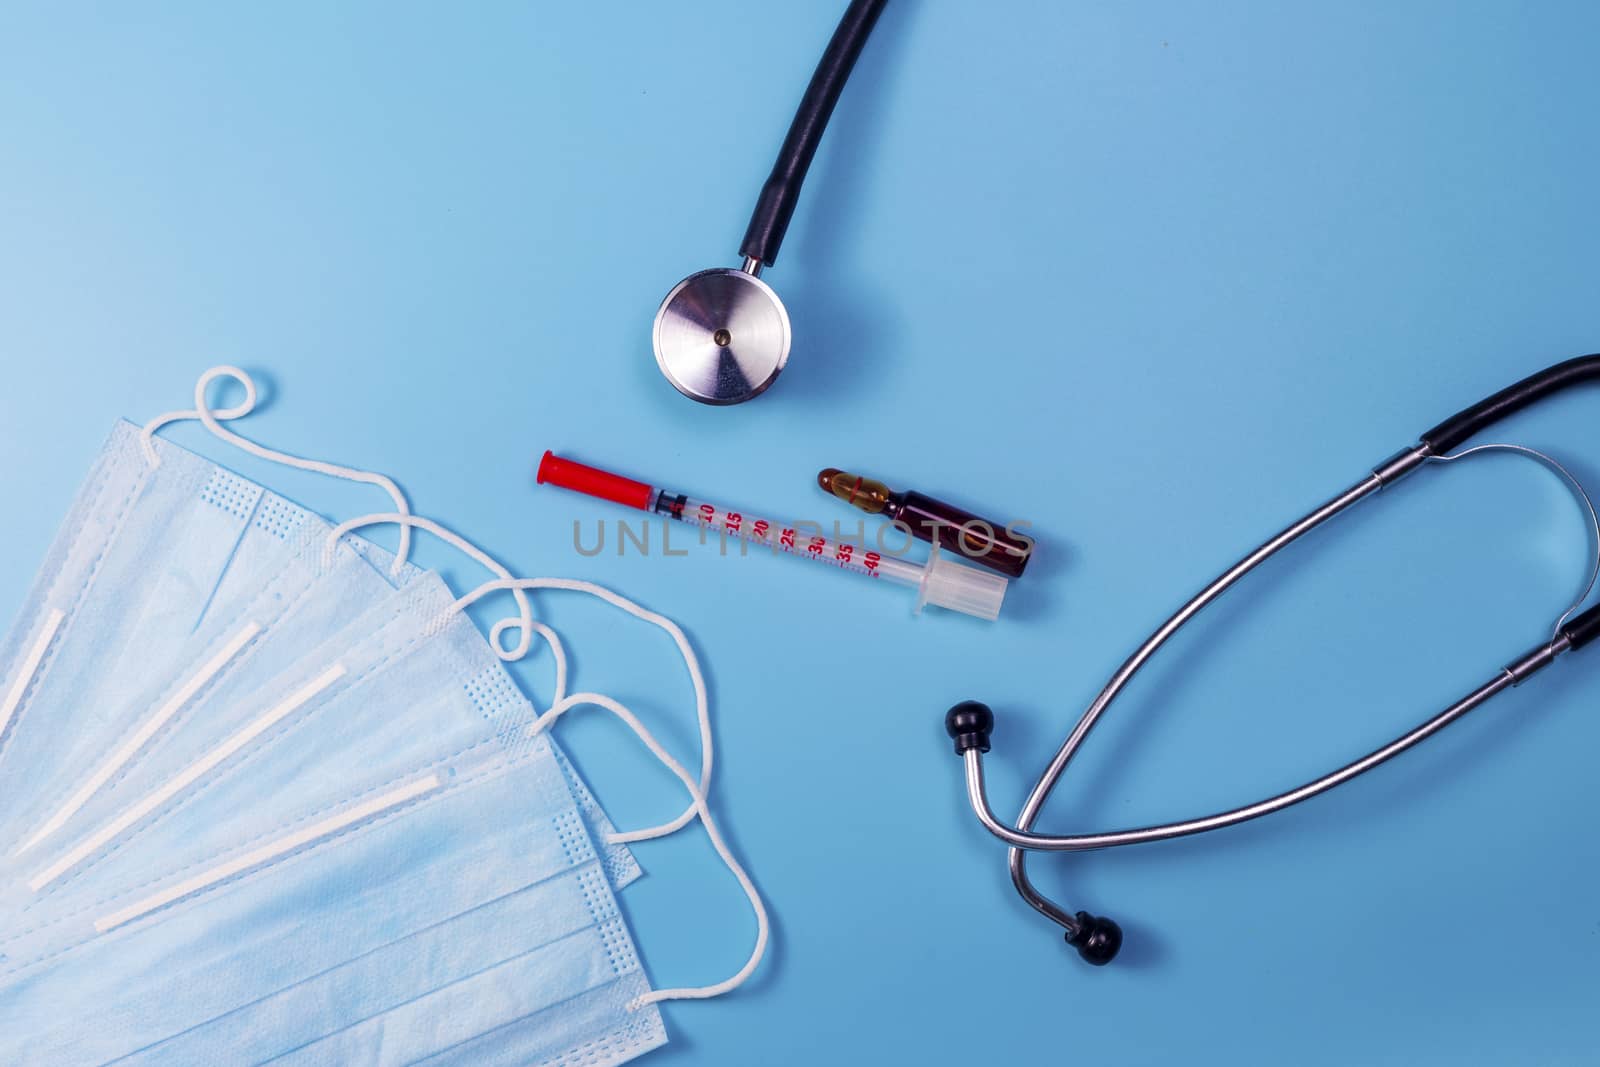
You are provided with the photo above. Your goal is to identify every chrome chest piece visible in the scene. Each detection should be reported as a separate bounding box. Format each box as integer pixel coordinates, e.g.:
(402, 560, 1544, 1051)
(653, 261, 791, 406)
(651, 0, 887, 405)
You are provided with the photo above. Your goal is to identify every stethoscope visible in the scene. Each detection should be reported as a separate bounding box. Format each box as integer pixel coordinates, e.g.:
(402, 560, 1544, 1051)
(652, 0, 888, 405)
(944, 354, 1600, 965)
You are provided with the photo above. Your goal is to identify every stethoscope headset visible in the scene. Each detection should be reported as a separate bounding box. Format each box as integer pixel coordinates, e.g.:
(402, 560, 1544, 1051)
(945, 354, 1600, 965)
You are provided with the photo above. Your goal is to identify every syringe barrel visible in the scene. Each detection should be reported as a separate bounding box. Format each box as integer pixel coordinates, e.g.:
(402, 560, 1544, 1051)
(657, 491, 924, 587)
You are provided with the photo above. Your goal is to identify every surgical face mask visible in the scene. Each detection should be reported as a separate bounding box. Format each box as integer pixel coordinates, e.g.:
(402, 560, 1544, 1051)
(0, 693, 746, 1067)
(1, 584, 761, 1067)
(176, 572, 773, 1067)
(0, 734, 666, 1067)
(0, 367, 769, 1064)
(0, 423, 357, 848)
(0, 507, 411, 864)
(0, 564, 762, 1067)
(2, 573, 635, 938)
(0, 427, 636, 905)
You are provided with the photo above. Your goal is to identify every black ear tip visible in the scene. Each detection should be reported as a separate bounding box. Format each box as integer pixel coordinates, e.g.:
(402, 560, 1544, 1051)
(944, 701, 994, 754)
(1066, 912, 1122, 966)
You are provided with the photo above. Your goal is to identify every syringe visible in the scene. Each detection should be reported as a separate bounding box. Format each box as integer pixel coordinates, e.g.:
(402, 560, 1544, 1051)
(537, 452, 1006, 621)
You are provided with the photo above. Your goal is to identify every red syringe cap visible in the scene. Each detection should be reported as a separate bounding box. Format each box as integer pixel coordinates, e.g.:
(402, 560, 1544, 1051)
(536, 452, 655, 511)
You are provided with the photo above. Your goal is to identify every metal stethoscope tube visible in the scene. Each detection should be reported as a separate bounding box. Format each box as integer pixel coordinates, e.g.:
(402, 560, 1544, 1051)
(947, 354, 1600, 964)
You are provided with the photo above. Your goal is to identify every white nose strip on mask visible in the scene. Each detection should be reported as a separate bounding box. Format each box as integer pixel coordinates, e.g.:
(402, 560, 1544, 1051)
(0, 608, 64, 741)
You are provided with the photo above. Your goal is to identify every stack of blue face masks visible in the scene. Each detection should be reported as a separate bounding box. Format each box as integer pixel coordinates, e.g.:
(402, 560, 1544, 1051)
(0, 369, 768, 1066)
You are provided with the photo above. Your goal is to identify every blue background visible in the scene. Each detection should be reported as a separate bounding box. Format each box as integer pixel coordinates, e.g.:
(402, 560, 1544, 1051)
(3, 2, 1598, 1063)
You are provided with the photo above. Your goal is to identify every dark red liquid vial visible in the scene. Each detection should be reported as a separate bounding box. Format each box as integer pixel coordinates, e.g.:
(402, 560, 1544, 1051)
(888, 490, 1032, 578)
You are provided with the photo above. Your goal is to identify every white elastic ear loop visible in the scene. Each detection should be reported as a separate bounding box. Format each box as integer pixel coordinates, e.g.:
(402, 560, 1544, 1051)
(140, 366, 415, 577)
(324, 513, 543, 670)
(452, 577, 713, 843)
(537, 689, 768, 1010)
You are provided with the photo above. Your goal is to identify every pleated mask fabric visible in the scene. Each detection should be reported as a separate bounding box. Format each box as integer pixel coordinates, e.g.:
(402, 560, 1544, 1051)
(0, 733, 667, 1067)
(96, 565, 776, 1067)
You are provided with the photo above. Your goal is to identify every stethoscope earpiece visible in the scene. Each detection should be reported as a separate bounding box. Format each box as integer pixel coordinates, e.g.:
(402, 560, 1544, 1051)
(1066, 912, 1123, 966)
(944, 700, 994, 754)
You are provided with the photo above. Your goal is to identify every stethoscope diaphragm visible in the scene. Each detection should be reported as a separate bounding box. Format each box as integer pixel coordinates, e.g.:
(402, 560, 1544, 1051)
(653, 265, 791, 405)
